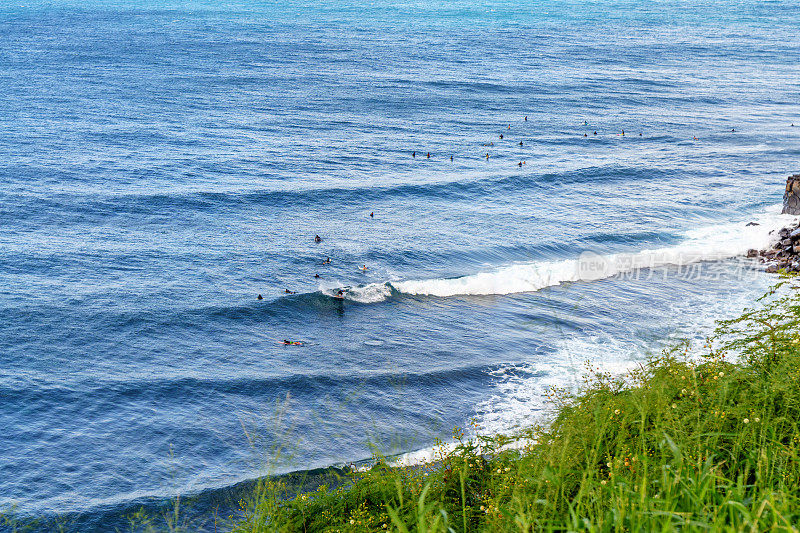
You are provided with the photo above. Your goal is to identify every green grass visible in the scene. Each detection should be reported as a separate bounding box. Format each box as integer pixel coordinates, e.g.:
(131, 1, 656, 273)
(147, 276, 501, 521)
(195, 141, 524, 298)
(230, 280, 800, 532)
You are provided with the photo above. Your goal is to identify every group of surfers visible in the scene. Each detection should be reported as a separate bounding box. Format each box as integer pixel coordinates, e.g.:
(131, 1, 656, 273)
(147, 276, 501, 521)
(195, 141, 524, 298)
(276, 226, 373, 345)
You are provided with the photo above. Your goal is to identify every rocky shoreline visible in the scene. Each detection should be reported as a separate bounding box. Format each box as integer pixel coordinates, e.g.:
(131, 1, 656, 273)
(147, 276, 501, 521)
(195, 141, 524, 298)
(747, 174, 800, 273)
(748, 222, 800, 273)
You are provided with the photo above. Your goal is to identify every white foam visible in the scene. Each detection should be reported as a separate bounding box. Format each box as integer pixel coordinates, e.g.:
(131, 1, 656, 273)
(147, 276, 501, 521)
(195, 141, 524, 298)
(359, 437, 535, 471)
(319, 280, 393, 303)
(392, 206, 793, 297)
(346, 282, 394, 303)
(473, 339, 643, 438)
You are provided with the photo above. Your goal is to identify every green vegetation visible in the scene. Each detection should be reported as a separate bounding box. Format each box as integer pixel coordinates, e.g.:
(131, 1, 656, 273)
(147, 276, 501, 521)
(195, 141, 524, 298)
(231, 280, 800, 532)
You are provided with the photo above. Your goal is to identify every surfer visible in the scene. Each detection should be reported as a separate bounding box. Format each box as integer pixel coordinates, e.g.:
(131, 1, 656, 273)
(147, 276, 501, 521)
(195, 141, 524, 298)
(412, 151, 416, 158)
(593, 131, 597, 135)
(284, 289, 296, 294)
(322, 257, 331, 265)
(450, 155, 453, 161)
(314, 273, 320, 279)
(485, 153, 489, 160)
(283, 340, 303, 346)
(499, 134, 503, 139)
(519, 141, 523, 146)
(314, 235, 322, 243)
(370, 212, 374, 218)
(360, 265, 368, 271)
(518, 161, 522, 167)
(335, 290, 344, 299)
(257, 294, 263, 300)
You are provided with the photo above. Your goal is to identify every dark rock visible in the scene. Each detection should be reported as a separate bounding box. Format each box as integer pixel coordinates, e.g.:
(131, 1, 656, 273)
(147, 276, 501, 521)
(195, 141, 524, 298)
(790, 227, 800, 240)
(781, 238, 792, 247)
(746, 221, 760, 226)
(766, 264, 779, 273)
(780, 228, 790, 238)
(746, 249, 759, 258)
(784, 174, 800, 215)
(794, 245, 800, 254)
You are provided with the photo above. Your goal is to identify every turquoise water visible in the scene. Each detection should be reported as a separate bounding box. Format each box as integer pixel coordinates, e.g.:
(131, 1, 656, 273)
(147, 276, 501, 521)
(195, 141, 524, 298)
(1, 0, 799, 529)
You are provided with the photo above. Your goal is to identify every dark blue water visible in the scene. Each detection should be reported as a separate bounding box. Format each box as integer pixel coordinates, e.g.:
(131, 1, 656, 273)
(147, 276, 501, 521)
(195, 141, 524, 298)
(1, 0, 800, 528)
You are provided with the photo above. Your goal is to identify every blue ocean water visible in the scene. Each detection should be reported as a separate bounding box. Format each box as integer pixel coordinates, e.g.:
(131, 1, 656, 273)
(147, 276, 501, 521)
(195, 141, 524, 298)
(1, 0, 799, 529)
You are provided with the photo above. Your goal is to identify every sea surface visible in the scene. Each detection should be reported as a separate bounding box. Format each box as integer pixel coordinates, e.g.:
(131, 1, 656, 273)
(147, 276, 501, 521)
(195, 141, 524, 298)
(1, 0, 799, 530)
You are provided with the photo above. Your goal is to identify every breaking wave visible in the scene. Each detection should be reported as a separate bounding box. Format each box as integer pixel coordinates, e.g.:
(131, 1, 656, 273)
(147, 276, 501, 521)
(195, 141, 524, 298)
(339, 205, 793, 301)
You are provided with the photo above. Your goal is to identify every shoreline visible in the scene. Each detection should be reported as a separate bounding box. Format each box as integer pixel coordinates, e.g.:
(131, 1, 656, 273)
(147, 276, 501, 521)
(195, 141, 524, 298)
(751, 221, 800, 273)
(226, 277, 800, 531)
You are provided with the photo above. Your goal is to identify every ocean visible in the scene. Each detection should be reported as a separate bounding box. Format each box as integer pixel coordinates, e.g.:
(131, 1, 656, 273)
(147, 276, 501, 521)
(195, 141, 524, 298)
(1, 0, 799, 529)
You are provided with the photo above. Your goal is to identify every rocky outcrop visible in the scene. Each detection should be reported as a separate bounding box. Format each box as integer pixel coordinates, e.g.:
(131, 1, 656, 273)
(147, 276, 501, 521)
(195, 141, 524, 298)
(742, 177, 800, 273)
(782, 174, 800, 215)
(748, 222, 800, 273)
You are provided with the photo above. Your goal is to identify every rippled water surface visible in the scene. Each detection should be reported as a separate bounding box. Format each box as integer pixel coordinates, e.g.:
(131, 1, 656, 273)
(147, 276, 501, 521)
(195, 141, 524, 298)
(1, 0, 799, 528)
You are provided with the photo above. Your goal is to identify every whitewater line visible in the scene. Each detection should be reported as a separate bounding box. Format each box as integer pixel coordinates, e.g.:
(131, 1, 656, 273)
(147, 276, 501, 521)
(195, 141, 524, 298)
(336, 205, 794, 303)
